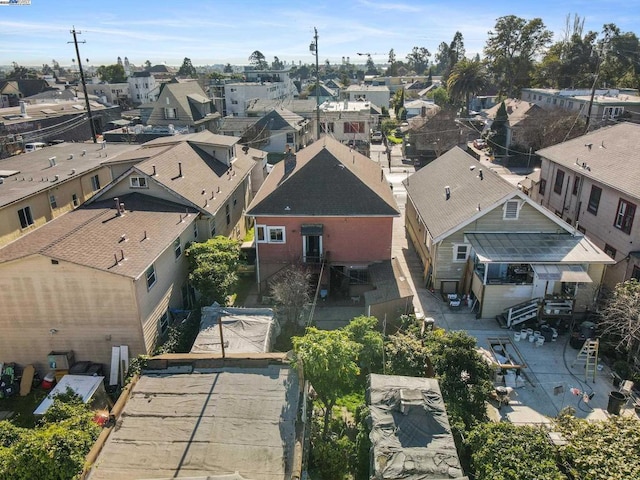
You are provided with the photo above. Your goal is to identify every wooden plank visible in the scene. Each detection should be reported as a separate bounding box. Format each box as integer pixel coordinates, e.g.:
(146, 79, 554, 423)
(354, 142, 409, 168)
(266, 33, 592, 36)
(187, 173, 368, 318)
(19, 364, 35, 396)
(119, 345, 129, 383)
(487, 337, 527, 369)
(109, 346, 120, 386)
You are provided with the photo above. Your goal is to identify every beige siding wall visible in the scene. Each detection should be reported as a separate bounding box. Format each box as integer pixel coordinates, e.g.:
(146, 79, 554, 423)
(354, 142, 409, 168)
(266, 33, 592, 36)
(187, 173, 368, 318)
(472, 202, 562, 232)
(0, 167, 111, 247)
(433, 230, 466, 290)
(106, 172, 181, 204)
(574, 263, 605, 311)
(0, 255, 145, 374)
(480, 284, 535, 318)
(405, 199, 431, 279)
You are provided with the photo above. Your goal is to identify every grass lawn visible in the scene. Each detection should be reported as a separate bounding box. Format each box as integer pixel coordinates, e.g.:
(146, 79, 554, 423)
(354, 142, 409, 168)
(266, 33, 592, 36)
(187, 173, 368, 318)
(0, 387, 49, 428)
(231, 275, 256, 305)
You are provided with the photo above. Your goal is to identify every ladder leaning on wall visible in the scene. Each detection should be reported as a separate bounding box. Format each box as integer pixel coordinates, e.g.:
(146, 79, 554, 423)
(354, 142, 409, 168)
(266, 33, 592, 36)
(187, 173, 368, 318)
(572, 338, 599, 383)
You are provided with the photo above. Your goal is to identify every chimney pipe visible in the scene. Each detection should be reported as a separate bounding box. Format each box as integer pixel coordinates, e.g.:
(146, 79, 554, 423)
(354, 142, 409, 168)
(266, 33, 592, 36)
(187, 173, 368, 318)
(114, 197, 120, 215)
(445, 186, 451, 200)
(178, 162, 182, 177)
(152, 165, 157, 176)
(120, 249, 125, 261)
(478, 169, 483, 180)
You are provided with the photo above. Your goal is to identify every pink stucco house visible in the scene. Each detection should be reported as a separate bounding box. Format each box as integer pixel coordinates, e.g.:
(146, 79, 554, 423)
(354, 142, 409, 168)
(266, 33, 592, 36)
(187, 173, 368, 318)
(246, 136, 400, 300)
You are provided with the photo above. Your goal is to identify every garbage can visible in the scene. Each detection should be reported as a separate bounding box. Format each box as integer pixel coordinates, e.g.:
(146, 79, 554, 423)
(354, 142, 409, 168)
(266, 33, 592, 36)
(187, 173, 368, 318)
(607, 391, 626, 415)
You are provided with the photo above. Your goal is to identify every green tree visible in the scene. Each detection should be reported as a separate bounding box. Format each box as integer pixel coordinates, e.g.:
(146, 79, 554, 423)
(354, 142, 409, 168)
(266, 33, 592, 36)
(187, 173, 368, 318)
(385, 331, 432, 377)
(343, 316, 383, 375)
(447, 58, 488, 116)
(248, 50, 268, 69)
(144, 60, 152, 69)
(598, 24, 640, 90)
(406, 46, 430, 75)
(0, 395, 100, 480)
(427, 85, 450, 106)
(7, 62, 37, 80)
(488, 101, 509, 157)
(292, 327, 361, 437)
(223, 63, 233, 73)
(484, 15, 553, 96)
(365, 55, 378, 75)
(387, 48, 398, 76)
(556, 411, 640, 479)
(271, 56, 284, 70)
(96, 63, 127, 83)
(468, 422, 566, 480)
(177, 57, 197, 78)
(186, 236, 241, 305)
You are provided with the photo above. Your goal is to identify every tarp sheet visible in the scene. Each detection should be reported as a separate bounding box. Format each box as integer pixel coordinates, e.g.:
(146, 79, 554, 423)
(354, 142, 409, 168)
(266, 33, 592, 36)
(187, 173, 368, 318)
(34, 375, 105, 415)
(368, 374, 466, 479)
(191, 304, 279, 354)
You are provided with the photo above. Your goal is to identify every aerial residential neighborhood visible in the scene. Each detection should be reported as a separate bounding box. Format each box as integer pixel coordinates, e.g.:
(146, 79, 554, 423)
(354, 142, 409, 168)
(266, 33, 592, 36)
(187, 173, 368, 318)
(1, 1, 640, 479)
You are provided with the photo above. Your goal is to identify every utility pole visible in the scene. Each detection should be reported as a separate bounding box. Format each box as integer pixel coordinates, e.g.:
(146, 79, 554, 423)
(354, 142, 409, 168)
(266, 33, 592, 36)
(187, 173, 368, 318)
(69, 27, 97, 143)
(310, 27, 320, 140)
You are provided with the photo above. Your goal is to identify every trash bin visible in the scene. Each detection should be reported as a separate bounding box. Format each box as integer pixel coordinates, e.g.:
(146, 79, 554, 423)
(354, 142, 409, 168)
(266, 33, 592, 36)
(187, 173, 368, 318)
(607, 391, 627, 415)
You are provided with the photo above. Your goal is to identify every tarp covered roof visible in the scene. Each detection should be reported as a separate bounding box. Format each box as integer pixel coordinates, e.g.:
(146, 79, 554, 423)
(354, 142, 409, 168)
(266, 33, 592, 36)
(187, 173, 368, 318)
(191, 304, 279, 354)
(368, 374, 466, 480)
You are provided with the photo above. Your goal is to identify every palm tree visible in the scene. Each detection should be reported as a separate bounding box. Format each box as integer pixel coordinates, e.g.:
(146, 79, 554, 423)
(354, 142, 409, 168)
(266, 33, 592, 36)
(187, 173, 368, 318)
(446, 59, 488, 116)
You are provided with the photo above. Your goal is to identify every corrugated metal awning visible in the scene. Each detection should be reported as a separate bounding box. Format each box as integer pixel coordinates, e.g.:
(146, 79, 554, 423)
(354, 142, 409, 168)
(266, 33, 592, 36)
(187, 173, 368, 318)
(532, 264, 592, 283)
(301, 224, 323, 235)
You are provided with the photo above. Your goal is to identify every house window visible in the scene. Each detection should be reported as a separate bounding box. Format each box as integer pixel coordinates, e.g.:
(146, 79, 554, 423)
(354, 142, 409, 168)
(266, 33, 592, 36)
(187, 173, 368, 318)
(572, 176, 580, 195)
(577, 225, 586, 234)
(553, 169, 565, 195)
(503, 200, 520, 219)
(348, 267, 369, 284)
(539, 179, 546, 195)
(164, 107, 177, 119)
(632, 265, 640, 281)
(91, 174, 101, 191)
(193, 222, 198, 240)
(158, 310, 169, 336)
(344, 121, 364, 134)
(256, 225, 266, 243)
(17, 206, 34, 228)
(49, 195, 57, 209)
(267, 226, 285, 243)
(587, 186, 602, 215)
(286, 133, 294, 143)
(614, 199, 636, 234)
(130, 176, 148, 188)
(210, 219, 216, 237)
(72, 194, 79, 207)
(225, 204, 231, 225)
(231, 100, 238, 105)
(453, 244, 470, 262)
(174, 237, 182, 258)
(604, 244, 617, 259)
(321, 122, 334, 133)
(145, 265, 156, 290)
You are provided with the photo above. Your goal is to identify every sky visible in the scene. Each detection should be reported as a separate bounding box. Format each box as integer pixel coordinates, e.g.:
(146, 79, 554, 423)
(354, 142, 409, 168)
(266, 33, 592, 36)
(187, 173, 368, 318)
(0, 0, 639, 68)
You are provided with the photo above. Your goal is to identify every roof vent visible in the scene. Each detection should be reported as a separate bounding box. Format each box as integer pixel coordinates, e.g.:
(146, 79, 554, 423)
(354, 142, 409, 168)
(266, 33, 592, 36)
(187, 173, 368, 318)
(68, 154, 74, 160)
(49, 156, 57, 167)
(445, 186, 451, 200)
(478, 169, 483, 180)
(52, 175, 59, 182)
(82, 150, 86, 156)
(152, 165, 157, 176)
(585, 143, 592, 150)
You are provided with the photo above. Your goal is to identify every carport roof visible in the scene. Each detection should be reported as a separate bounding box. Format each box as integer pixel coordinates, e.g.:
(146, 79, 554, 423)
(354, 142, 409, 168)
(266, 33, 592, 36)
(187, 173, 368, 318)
(466, 232, 614, 264)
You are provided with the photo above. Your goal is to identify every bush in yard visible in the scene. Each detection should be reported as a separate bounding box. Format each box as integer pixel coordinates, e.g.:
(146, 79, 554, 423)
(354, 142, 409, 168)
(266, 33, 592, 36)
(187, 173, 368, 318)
(467, 422, 565, 480)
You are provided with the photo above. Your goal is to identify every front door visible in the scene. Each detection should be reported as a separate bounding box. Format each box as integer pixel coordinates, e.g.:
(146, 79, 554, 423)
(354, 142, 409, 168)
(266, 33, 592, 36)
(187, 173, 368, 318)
(303, 235, 322, 263)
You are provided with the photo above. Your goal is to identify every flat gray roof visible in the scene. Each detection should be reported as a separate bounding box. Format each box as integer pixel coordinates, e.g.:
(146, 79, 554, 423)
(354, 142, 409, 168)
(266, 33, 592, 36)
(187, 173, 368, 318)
(88, 362, 300, 480)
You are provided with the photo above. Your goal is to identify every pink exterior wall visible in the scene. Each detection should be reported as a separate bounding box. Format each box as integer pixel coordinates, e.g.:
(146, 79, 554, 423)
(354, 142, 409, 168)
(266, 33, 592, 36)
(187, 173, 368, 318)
(255, 216, 394, 279)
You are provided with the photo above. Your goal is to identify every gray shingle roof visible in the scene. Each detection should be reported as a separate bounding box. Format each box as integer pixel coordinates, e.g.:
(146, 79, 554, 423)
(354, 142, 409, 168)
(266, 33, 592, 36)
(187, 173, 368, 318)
(247, 136, 399, 217)
(536, 122, 640, 199)
(405, 147, 514, 240)
(0, 193, 195, 278)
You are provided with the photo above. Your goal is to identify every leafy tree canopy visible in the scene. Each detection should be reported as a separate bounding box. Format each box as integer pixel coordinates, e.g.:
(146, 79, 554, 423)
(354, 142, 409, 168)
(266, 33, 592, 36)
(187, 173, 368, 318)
(96, 63, 127, 83)
(406, 46, 431, 75)
(177, 57, 197, 78)
(186, 236, 240, 305)
(598, 278, 640, 363)
(447, 58, 488, 116)
(248, 50, 269, 70)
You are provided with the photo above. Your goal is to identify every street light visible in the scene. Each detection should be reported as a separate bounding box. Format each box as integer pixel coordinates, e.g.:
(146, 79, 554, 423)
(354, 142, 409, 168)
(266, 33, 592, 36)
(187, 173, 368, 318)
(310, 27, 320, 140)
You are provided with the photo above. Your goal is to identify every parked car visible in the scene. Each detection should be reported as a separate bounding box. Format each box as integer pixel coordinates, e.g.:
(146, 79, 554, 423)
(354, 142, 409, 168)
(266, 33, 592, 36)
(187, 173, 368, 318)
(473, 138, 487, 149)
(371, 131, 383, 142)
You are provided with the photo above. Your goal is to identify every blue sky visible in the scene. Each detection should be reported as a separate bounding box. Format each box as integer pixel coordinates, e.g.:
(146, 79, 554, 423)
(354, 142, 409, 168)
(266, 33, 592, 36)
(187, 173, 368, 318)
(1, 0, 638, 68)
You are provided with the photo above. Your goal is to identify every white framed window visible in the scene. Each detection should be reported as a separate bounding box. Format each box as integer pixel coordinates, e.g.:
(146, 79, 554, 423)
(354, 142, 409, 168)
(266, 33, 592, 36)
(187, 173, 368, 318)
(49, 195, 57, 209)
(503, 200, 520, 220)
(193, 221, 198, 240)
(453, 244, 470, 262)
(267, 226, 286, 243)
(164, 107, 177, 119)
(209, 219, 216, 237)
(17, 206, 34, 229)
(72, 193, 79, 207)
(91, 174, 101, 191)
(158, 310, 169, 336)
(146, 264, 157, 290)
(256, 225, 266, 243)
(130, 176, 148, 188)
(174, 237, 182, 259)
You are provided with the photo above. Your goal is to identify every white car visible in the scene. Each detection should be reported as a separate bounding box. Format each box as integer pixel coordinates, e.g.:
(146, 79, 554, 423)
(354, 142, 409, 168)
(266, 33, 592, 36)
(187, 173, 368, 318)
(371, 131, 383, 142)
